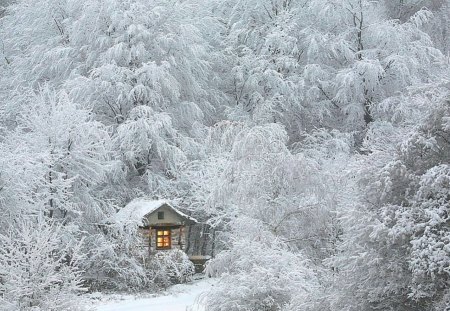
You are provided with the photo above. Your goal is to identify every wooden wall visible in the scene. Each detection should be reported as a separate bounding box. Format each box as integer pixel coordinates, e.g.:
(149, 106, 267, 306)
(138, 226, 188, 253)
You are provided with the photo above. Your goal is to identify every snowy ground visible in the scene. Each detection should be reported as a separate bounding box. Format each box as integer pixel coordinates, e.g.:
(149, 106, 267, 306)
(89, 278, 216, 311)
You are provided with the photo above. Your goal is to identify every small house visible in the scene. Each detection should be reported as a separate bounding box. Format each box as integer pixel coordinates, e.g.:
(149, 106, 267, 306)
(116, 199, 197, 253)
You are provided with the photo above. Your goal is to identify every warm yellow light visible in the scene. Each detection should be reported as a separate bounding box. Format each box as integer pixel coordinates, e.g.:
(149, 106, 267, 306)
(155, 229, 172, 249)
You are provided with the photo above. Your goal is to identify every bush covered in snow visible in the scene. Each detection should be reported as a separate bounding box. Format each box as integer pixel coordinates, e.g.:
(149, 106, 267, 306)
(0, 221, 85, 311)
(147, 249, 195, 288)
(204, 218, 318, 311)
(80, 228, 151, 292)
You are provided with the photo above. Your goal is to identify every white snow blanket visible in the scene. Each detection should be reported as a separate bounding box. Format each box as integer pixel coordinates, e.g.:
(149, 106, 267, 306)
(91, 278, 215, 311)
(115, 198, 197, 226)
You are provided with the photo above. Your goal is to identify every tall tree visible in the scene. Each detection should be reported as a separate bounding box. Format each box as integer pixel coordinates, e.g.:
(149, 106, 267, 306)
(329, 85, 450, 311)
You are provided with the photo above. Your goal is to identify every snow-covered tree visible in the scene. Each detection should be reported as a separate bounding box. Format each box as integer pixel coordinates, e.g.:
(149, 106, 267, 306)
(426, 0, 450, 54)
(329, 87, 450, 311)
(0, 87, 113, 221)
(186, 120, 352, 260)
(212, 0, 446, 143)
(1, 0, 449, 307)
(0, 0, 225, 200)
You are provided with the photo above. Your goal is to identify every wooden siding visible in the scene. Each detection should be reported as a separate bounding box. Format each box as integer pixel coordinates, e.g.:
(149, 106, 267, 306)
(138, 225, 189, 253)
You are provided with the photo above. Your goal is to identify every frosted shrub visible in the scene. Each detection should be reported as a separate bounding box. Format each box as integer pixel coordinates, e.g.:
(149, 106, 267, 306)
(147, 249, 195, 288)
(0, 220, 85, 311)
(205, 218, 318, 311)
(80, 231, 151, 292)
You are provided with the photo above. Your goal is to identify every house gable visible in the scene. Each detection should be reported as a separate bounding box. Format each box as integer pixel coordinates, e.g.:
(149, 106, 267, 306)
(144, 204, 191, 227)
(115, 198, 197, 227)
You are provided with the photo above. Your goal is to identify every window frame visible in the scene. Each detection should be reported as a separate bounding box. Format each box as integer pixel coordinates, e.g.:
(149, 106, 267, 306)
(157, 211, 165, 220)
(155, 228, 171, 250)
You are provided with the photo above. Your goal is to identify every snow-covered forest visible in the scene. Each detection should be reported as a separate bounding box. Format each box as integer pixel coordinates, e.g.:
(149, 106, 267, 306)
(0, 0, 449, 310)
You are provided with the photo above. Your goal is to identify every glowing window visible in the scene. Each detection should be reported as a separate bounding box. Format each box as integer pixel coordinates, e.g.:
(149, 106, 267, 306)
(156, 229, 171, 249)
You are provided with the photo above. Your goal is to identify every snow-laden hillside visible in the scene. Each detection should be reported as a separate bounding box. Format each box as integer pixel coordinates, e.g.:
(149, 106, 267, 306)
(1, 0, 450, 310)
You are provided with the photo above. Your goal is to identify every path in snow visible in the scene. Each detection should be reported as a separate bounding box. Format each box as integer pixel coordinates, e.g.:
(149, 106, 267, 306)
(92, 278, 215, 311)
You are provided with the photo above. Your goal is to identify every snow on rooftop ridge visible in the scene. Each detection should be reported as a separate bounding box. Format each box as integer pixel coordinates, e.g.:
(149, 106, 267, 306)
(115, 198, 168, 225)
(115, 198, 198, 225)
(171, 207, 198, 223)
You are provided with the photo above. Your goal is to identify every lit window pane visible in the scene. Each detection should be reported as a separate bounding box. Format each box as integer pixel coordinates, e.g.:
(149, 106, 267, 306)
(155, 229, 171, 249)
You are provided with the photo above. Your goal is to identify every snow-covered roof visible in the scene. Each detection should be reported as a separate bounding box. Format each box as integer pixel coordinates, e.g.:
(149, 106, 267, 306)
(115, 198, 197, 226)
